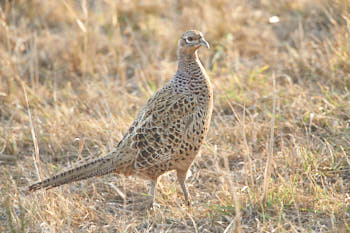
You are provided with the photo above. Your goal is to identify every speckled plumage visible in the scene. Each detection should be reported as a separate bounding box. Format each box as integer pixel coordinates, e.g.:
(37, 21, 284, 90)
(28, 30, 213, 208)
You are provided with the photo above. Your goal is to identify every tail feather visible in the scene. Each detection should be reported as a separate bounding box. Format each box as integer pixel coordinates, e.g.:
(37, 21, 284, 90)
(28, 155, 123, 192)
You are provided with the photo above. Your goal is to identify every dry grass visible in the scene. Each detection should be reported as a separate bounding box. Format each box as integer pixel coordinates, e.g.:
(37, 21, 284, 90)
(0, 0, 349, 232)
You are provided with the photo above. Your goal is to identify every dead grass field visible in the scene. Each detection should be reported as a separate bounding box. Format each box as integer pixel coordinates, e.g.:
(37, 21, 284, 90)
(0, 0, 349, 232)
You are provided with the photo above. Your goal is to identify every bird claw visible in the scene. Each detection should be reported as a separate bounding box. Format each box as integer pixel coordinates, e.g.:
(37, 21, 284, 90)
(185, 200, 192, 208)
(148, 201, 160, 211)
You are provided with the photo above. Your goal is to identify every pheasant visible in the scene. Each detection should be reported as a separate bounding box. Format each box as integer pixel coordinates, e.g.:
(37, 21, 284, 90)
(28, 30, 213, 208)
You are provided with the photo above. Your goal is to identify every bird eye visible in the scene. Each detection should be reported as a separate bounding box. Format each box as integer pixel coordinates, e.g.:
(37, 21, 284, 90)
(185, 36, 194, 44)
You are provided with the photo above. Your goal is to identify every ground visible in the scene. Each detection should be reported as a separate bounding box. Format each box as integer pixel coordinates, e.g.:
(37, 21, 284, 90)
(0, 0, 349, 232)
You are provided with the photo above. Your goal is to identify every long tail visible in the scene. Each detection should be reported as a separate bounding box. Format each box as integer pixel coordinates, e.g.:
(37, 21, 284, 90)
(28, 153, 125, 192)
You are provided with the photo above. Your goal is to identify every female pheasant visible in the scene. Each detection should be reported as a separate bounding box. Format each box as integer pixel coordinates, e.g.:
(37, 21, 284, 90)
(28, 30, 213, 208)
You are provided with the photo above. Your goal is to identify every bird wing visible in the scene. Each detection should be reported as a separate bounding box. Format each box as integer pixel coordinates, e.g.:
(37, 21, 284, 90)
(123, 85, 198, 170)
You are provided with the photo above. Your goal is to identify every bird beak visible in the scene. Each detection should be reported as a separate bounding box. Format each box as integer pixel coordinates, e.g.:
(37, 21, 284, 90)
(200, 38, 210, 49)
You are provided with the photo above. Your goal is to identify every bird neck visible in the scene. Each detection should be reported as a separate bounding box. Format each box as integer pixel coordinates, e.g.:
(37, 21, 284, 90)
(175, 49, 213, 107)
(177, 50, 202, 76)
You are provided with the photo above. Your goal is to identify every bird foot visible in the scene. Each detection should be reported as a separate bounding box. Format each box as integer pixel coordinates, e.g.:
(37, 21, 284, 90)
(148, 201, 160, 211)
(185, 200, 192, 208)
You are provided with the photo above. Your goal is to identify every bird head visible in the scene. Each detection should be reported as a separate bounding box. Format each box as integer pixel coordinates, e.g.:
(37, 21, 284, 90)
(178, 30, 210, 57)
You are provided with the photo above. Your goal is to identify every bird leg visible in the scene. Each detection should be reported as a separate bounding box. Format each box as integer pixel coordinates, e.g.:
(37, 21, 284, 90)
(177, 170, 192, 207)
(148, 179, 157, 209)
